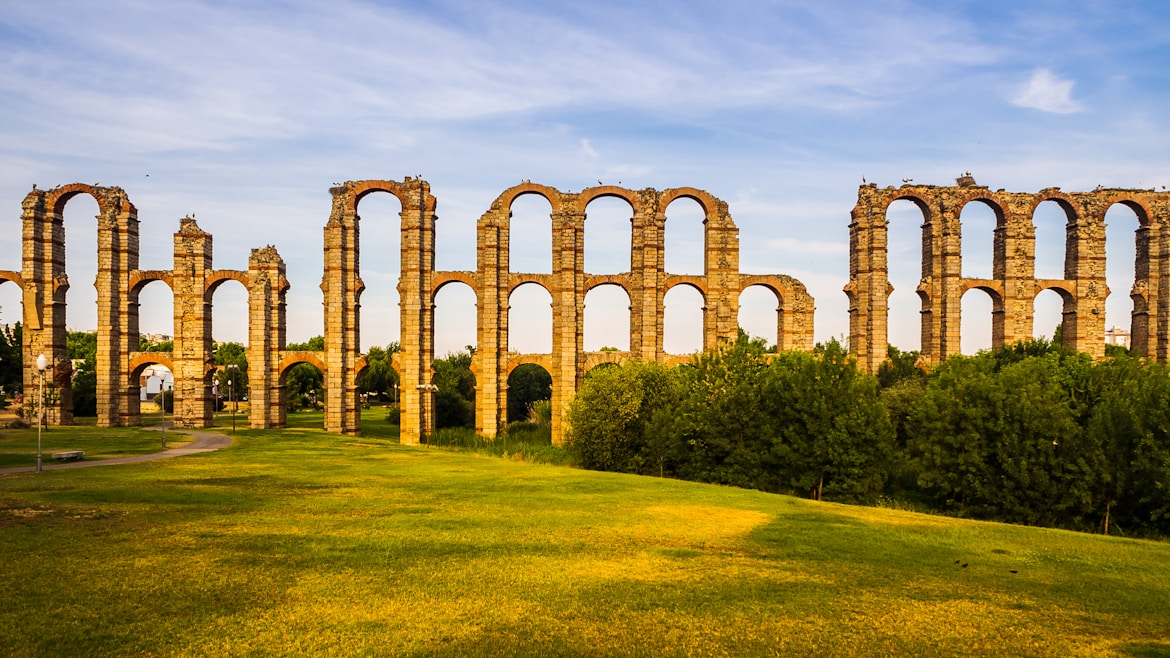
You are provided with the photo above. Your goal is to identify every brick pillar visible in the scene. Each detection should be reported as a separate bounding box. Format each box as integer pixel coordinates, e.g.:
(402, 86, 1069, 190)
(630, 194, 663, 360)
(936, 192, 964, 359)
(398, 179, 436, 445)
(248, 246, 287, 429)
(322, 187, 361, 436)
(475, 204, 508, 438)
(550, 206, 584, 446)
(846, 190, 886, 373)
(995, 195, 1035, 347)
(172, 217, 214, 428)
(703, 200, 740, 350)
(1066, 195, 1107, 357)
(19, 188, 67, 424)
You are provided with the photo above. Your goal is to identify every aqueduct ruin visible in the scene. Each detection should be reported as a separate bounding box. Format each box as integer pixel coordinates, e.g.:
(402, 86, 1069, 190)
(10, 176, 1168, 443)
(4, 179, 814, 444)
(847, 180, 1170, 373)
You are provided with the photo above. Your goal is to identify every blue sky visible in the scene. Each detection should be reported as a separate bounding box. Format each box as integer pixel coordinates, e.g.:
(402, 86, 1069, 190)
(2, 0, 1169, 356)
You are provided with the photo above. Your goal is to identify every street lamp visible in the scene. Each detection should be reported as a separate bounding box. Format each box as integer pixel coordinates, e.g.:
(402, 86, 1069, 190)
(162, 379, 172, 448)
(226, 364, 239, 432)
(35, 353, 47, 473)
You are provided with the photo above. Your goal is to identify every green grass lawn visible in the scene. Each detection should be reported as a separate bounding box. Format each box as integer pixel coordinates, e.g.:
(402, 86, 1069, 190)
(1, 421, 1168, 657)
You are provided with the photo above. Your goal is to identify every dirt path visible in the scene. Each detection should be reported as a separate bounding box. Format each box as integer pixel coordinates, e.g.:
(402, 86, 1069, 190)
(0, 424, 233, 476)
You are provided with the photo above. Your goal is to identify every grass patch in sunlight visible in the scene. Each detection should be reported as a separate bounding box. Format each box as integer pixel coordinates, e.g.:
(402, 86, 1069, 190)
(1, 424, 1167, 656)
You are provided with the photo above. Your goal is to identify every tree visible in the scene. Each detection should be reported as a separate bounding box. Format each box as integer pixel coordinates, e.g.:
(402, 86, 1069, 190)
(507, 363, 552, 423)
(358, 342, 400, 401)
(0, 322, 21, 397)
(284, 337, 323, 410)
(67, 330, 98, 417)
(565, 360, 684, 475)
(213, 341, 249, 403)
(433, 346, 476, 428)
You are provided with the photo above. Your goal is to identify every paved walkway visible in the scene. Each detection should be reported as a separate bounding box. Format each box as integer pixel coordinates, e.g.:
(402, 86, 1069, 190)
(0, 424, 233, 476)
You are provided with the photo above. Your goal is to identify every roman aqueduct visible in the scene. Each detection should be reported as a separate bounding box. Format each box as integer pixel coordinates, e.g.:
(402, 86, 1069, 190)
(2, 179, 814, 445)
(5, 176, 1170, 444)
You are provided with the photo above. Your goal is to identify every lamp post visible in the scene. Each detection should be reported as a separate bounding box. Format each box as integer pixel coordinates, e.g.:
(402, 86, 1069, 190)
(162, 379, 172, 448)
(35, 353, 47, 473)
(226, 364, 239, 432)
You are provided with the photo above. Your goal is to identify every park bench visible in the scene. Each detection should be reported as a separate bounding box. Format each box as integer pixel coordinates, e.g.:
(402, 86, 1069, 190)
(51, 450, 84, 462)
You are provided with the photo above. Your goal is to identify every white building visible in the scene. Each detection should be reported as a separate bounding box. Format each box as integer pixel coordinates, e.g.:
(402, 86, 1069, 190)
(139, 365, 174, 400)
(1105, 326, 1131, 349)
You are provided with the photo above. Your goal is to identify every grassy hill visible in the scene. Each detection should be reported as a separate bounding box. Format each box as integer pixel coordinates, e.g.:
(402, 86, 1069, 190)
(1, 421, 1168, 657)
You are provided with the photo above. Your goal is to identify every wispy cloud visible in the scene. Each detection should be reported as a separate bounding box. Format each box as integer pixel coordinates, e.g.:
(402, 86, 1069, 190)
(1011, 68, 1083, 114)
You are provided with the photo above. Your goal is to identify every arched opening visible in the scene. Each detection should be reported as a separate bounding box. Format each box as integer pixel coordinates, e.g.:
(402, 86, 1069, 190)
(63, 194, 100, 334)
(584, 196, 633, 274)
(433, 281, 477, 358)
(960, 288, 993, 355)
(278, 360, 323, 429)
(738, 285, 779, 350)
(136, 280, 174, 345)
(355, 192, 402, 352)
(507, 363, 552, 423)
(210, 279, 249, 346)
(1032, 288, 1065, 341)
(886, 199, 928, 351)
(664, 197, 704, 275)
(1033, 200, 1070, 280)
(434, 348, 475, 430)
(0, 280, 23, 403)
(960, 201, 997, 280)
(1105, 203, 1141, 341)
(505, 363, 552, 444)
(508, 283, 552, 353)
(509, 194, 553, 274)
(584, 362, 620, 379)
(663, 284, 703, 354)
(584, 284, 631, 351)
(357, 354, 401, 440)
(135, 363, 174, 421)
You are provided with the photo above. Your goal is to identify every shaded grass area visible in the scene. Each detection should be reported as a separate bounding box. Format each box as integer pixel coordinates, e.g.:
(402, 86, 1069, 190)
(0, 425, 1168, 656)
(0, 424, 167, 469)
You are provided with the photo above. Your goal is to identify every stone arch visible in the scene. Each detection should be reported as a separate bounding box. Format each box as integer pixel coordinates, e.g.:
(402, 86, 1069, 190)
(738, 282, 781, 348)
(9, 178, 811, 449)
(663, 282, 705, 355)
(583, 351, 628, 372)
(583, 193, 635, 275)
(583, 282, 632, 352)
(279, 351, 327, 377)
(205, 270, 249, 294)
(129, 351, 175, 376)
(508, 281, 553, 354)
(508, 274, 554, 295)
(431, 272, 479, 299)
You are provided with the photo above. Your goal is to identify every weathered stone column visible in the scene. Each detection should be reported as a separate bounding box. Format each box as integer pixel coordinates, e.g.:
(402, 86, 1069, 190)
(703, 199, 740, 350)
(248, 246, 287, 429)
(398, 178, 437, 445)
(629, 192, 663, 360)
(550, 206, 585, 446)
(322, 186, 361, 436)
(19, 188, 67, 423)
(475, 203, 509, 438)
(171, 217, 214, 428)
(995, 194, 1036, 347)
(1066, 194, 1107, 358)
(846, 190, 886, 373)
